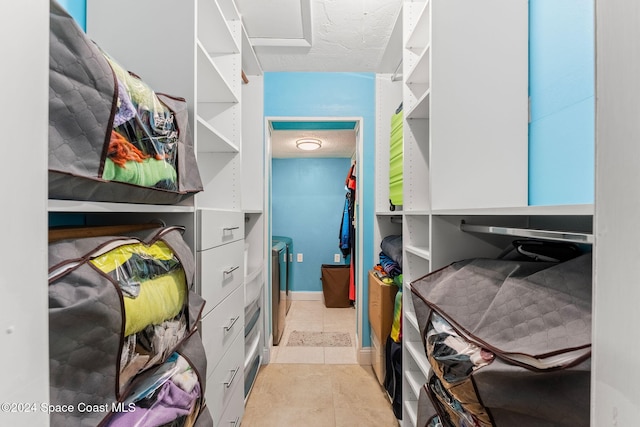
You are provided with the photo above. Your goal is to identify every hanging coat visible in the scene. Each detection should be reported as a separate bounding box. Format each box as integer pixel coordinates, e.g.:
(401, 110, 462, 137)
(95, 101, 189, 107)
(339, 193, 352, 257)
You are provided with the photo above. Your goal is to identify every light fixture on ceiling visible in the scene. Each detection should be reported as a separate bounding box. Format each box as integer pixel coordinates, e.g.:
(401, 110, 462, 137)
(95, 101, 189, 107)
(296, 138, 322, 151)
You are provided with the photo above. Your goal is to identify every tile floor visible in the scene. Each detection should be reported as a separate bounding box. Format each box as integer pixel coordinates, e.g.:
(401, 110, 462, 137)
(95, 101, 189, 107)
(241, 300, 400, 427)
(272, 300, 358, 364)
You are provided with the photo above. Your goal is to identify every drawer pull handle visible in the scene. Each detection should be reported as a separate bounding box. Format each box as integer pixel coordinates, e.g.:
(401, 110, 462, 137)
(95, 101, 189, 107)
(223, 226, 240, 232)
(224, 316, 240, 332)
(224, 366, 240, 388)
(230, 417, 240, 427)
(224, 265, 240, 275)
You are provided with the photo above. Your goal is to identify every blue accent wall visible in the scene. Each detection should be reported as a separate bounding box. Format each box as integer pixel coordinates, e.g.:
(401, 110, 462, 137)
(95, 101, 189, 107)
(57, 0, 86, 30)
(265, 72, 375, 347)
(529, 0, 594, 205)
(272, 158, 351, 292)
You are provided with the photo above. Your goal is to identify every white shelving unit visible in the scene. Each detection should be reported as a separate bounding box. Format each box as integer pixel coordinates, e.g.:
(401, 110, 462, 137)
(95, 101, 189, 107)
(395, 1, 580, 426)
(86, 0, 252, 423)
(241, 55, 265, 397)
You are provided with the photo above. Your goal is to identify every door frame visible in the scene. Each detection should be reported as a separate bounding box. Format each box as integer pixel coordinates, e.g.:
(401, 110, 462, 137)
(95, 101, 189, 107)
(264, 116, 366, 362)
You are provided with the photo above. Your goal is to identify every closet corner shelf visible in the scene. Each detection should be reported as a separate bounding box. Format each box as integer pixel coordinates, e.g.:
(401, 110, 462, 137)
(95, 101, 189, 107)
(241, 25, 263, 76)
(376, 211, 403, 216)
(405, 370, 425, 401)
(406, 341, 431, 377)
(405, 0, 431, 50)
(197, 0, 239, 55)
(406, 90, 430, 120)
(403, 395, 419, 427)
(48, 199, 195, 213)
(197, 117, 239, 153)
(245, 265, 263, 284)
(217, 0, 241, 21)
(404, 310, 419, 332)
(403, 210, 430, 216)
(405, 245, 431, 260)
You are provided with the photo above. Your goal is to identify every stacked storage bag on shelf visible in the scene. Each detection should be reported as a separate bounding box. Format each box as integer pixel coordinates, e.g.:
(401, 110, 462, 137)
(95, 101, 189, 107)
(48, 226, 213, 427)
(411, 253, 592, 427)
(49, 0, 203, 205)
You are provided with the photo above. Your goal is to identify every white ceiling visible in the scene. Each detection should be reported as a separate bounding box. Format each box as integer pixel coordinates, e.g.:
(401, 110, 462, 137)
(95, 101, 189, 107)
(236, 0, 402, 72)
(272, 129, 356, 158)
(236, 0, 402, 158)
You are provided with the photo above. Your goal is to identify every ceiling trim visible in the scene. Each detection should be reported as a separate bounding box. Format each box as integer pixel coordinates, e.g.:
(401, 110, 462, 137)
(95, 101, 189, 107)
(272, 120, 358, 130)
(249, 0, 312, 48)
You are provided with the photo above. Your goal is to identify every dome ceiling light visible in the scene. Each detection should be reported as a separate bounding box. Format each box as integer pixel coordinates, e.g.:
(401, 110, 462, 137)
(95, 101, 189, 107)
(296, 138, 322, 151)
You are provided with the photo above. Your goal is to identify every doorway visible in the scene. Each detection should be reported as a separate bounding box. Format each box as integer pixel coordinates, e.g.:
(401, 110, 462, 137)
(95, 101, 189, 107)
(265, 117, 364, 364)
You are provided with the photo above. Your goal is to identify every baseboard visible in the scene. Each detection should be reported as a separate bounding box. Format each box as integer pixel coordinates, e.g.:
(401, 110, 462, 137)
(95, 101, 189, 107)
(289, 291, 323, 301)
(358, 346, 372, 366)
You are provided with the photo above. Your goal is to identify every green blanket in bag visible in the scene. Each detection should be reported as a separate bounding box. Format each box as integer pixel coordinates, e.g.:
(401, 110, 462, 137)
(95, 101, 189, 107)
(389, 110, 403, 206)
(103, 157, 177, 188)
(91, 241, 186, 336)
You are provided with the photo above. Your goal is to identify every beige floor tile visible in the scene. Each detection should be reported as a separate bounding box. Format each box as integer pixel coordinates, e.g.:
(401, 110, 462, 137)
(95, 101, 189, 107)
(324, 346, 358, 364)
(323, 320, 355, 334)
(273, 346, 325, 364)
(286, 319, 325, 333)
(246, 364, 334, 408)
(330, 365, 392, 409)
(288, 308, 324, 323)
(242, 301, 399, 426)
(242, 405, 337, 427)
(334, 406, 400, 427)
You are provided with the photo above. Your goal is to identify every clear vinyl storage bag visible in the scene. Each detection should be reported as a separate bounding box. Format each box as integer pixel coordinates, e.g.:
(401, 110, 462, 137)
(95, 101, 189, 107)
(411, 252, 592, 427)
(48, 226, 212, 427)
(49, 0, 203, 205)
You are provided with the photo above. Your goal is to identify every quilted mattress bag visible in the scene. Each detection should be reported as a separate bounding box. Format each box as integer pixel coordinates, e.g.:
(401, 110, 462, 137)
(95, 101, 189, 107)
(411, 253, 592, 427)
(48, 227, 212, 427)
(49, 0, 203, 204)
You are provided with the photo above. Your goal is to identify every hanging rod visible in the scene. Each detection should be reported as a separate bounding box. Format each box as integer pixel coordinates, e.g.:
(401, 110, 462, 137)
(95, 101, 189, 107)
(459, 221, 593, 245)
(391, 59, 403, 82)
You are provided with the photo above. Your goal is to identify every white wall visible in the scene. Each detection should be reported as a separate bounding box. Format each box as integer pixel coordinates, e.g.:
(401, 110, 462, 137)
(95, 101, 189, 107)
(0, 2, 50, 426)
(593, 0, 640, 424)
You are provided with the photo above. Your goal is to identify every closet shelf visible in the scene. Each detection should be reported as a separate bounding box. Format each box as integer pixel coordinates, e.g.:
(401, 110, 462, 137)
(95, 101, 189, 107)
(406, 245, 431, 260)
(48, 199, 195, 213)
(406, 341, 431, 377)
(406, 0, 431, 50)
(405, 310, 419, 331)
(404, 399, 418, 427)
(197, 117, 239, 153)
(245, 265, 263, 285)
(405, 370, 425, 400)
(460, 222, 594, 244)
(406, 89, 430, 119)
(197, 0, 239, 55)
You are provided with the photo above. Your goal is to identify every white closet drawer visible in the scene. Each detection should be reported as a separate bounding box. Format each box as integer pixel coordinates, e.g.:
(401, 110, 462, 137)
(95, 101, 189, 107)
(201, 285, 244, 374)
(216, 377, 245, 427)
(199, 239, 244, 313)
(205, 331, 244, 426)
(198, 209, 244, 250)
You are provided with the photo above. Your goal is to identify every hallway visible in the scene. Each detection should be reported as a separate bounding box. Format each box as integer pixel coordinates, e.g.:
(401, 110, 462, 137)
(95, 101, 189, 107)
(241, 300, 399, 426)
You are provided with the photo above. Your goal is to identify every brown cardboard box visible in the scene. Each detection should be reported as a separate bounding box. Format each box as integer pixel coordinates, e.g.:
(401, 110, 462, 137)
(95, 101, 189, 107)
(368, 270, 398, 343)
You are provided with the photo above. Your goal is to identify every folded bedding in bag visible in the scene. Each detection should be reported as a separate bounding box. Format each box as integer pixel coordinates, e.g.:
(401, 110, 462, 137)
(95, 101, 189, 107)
(48, 226, 212, 427)
(49, 0, 203, 204)
(411, 254, 592, 427)
(90, 241, 187, 337)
